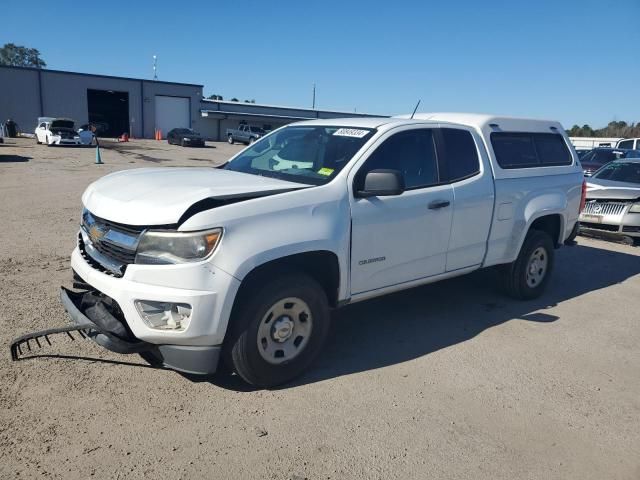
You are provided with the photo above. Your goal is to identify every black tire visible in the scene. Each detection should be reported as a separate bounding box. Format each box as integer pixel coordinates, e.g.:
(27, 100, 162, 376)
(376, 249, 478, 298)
(139, 350, 164, 368)
(228, 135, 234, 144)
(564, 222, 579, 245)
(501, 229, 555, 300)
(225, 272, 330, 387)
(36, 137, 41, 145)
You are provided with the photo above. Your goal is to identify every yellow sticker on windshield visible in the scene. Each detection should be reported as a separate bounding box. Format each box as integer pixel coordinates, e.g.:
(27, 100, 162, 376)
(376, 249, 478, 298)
(318, 168, 334, 176)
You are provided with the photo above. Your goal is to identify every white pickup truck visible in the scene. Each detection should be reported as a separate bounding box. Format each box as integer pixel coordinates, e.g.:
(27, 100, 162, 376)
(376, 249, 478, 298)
(57, 113, 584, 387)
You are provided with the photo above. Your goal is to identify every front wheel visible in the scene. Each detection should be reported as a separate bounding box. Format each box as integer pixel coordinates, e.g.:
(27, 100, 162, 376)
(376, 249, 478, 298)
(225, 272, 330, 387)
(501, 229, 554, 300)
(227, 135, 234, 144)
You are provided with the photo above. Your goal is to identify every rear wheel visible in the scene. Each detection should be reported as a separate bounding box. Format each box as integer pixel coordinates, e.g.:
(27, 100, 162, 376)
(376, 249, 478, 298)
(501, 229, 554, 300)
(228, 135, 234, 144)
(225, 272, 330, 387)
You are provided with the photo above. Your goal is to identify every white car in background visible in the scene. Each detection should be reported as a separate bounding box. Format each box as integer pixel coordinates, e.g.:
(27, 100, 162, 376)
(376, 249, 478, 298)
(35, 118, 82, 146)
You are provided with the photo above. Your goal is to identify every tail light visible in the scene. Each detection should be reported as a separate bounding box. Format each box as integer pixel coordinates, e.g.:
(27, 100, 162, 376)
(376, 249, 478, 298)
(579, 179, 587, 212)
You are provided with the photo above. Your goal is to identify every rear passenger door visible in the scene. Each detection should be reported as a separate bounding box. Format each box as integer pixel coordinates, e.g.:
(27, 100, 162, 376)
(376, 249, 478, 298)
(437, 127, 494, 271)
(349, 127, 454, 295)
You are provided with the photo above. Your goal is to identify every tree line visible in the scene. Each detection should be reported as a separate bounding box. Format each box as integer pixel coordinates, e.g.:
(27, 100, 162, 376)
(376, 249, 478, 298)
(0, 43, 46, 68)
(567, 121, 640, 138)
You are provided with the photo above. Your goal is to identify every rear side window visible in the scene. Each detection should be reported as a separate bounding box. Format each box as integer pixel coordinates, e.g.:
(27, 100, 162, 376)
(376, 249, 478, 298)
(491, 132, 572, 169)
(440, 128, 480, 181)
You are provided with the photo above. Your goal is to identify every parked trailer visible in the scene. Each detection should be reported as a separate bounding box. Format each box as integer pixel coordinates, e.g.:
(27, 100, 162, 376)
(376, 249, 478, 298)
(570, 137, 623, 149)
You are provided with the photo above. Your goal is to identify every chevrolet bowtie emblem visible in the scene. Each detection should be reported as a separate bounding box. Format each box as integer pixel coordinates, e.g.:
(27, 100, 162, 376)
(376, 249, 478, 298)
(88, 224, 108, 241)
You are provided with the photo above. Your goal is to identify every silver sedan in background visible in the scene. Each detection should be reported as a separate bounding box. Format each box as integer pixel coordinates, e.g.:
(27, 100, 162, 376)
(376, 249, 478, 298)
(579, 158, 640, 241)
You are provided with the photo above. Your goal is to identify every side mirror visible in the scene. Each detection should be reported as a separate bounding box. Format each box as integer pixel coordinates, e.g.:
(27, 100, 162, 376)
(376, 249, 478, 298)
(356, 169, 405, 197)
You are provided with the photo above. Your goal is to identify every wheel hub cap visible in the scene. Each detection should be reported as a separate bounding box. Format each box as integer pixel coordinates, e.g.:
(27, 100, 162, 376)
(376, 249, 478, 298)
(257, 297, 313, 365)
(526, 247, 548, 287)
(271, 316, 294, 342)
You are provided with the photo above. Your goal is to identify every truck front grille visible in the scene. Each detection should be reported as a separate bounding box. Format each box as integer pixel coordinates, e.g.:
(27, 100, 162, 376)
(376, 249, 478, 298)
(582, 200, 628, 217)
(80, 210, 145, 276)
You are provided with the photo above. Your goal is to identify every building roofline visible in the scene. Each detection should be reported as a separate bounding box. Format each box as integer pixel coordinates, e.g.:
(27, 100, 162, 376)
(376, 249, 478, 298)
(0, 64, 203, 88)
(201, 98, 384, 117)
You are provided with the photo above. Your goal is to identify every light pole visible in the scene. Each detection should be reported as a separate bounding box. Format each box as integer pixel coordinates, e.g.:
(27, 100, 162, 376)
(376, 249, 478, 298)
(153, 55, 158, 80)
(312, 83, 316, 109)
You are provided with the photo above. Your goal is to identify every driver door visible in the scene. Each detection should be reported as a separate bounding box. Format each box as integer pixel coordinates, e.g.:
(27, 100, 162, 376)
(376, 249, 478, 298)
(349, 127, 454, 295)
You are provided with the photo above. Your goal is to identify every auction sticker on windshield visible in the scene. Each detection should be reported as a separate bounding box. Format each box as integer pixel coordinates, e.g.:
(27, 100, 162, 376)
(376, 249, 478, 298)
(317, 168, 334, 176)
(333, 128, 370, 138)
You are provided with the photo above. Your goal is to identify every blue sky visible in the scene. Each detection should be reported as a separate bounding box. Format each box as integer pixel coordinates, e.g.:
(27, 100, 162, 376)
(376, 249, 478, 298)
(3, 0, 639, 128)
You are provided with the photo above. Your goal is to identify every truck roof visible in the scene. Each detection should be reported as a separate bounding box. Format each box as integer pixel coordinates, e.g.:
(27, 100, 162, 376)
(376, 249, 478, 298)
(296, 112, 566, 133)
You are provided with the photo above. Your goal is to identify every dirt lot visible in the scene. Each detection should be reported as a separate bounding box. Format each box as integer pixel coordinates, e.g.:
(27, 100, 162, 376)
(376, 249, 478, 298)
(1, 137, 639, 479)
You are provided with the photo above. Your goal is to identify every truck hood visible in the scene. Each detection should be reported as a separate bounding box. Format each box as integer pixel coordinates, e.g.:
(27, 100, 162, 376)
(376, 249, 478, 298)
(586, 179, 640, 200)
(82, 167, 309, 225)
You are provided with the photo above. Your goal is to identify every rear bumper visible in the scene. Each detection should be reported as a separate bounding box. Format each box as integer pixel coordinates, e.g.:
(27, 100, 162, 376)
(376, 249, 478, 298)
(60, 287, 221, 375)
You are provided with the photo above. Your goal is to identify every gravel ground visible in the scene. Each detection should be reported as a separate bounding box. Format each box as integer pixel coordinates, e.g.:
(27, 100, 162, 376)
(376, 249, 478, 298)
(1, 137, 639, 480)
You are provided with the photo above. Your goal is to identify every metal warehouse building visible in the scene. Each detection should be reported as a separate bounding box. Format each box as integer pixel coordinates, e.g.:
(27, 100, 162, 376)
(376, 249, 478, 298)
(198, 99, 382, 141)
(0, 65, 382, 140)
(0, 65, 203, 138)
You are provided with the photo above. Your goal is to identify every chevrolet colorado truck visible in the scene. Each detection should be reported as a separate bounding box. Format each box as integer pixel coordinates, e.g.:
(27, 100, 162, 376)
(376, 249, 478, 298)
(57, 113, 585, 387)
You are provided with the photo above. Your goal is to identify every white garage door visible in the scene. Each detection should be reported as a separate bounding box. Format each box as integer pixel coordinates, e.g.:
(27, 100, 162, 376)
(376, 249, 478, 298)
(155, 96, 190, 137)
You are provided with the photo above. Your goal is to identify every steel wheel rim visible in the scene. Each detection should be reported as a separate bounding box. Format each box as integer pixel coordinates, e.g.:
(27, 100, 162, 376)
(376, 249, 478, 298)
(526, 246, 548, 288)
(257, 297, 313, 365)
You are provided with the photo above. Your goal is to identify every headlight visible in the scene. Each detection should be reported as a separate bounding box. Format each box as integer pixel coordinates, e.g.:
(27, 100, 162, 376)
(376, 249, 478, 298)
(135, 228, 222, 265)
(183, 137, 190, 141)
(629, 203, 640, 213)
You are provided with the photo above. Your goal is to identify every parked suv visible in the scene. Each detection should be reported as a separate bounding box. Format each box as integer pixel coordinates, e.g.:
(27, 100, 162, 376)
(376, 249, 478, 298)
(226, 124, 266, 145)
(59, 113, 583, 387)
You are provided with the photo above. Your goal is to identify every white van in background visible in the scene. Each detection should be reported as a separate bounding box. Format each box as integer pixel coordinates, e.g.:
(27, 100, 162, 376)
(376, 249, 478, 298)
(616, 138, 640, 150)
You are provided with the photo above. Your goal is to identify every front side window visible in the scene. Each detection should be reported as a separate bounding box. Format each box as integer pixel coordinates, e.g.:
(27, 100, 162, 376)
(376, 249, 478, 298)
(224, 125, 376, 186)
(356, 129, 438, 190)
(617, 140, 633, 149)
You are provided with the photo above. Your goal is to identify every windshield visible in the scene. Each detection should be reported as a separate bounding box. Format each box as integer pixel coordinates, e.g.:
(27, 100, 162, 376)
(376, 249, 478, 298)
(223, 126, 376, 185)
(593, 161, 640, 184)
(250, 127, 265, 134)
(176, 128, 195, 134)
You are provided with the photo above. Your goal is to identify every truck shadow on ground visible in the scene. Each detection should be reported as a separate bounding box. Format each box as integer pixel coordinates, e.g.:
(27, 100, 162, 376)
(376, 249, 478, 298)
(0, 155, 31, 163)
(212, 242, 640, 391)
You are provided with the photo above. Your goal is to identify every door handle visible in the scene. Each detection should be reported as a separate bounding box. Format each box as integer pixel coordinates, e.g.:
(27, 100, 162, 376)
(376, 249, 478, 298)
(428, 199, 450, 210)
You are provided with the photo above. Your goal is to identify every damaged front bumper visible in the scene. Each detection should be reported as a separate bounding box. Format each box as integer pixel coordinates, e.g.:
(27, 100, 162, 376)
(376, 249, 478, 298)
(10, 287, 222, 376)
